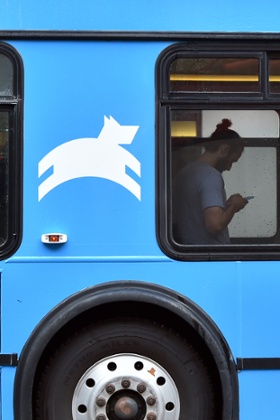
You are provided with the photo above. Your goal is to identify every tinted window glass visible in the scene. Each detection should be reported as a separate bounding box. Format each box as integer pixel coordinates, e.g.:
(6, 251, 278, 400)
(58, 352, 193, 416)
(269, 57, 280, 94)
(0, 112, 8, 244)
(170, 57, 260, 93)
(0, 44, 22, 258)
(0, 53, 13, 96)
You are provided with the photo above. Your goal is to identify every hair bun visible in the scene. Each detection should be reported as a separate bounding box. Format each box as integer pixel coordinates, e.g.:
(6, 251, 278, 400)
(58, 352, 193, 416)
(216, 118, 232, 132)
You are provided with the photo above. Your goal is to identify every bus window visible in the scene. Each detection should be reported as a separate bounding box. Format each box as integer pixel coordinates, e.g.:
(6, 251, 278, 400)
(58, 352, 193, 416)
(0, 46, 23, 258)
(0, 111, 8, 245)
(170, 57, 260, 93)
(171, 109, 279, 245)
(269, 56, 280, 94)
(0, 52, 13, 96)
(157, 44, 280, 260)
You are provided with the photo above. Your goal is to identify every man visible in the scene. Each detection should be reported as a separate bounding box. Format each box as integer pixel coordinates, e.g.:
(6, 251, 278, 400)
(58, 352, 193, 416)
(173, 119, 248, 245)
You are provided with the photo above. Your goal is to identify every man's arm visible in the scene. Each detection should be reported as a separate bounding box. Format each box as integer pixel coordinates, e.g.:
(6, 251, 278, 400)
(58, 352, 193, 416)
(204, 194, 248, 236)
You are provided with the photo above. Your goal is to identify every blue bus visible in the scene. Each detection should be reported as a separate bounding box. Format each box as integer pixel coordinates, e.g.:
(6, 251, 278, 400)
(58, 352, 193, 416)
(1, 1, 280, 419)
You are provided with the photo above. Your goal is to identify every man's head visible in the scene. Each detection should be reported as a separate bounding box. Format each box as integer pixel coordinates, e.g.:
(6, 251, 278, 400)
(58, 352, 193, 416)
(205, 119, 244, 172)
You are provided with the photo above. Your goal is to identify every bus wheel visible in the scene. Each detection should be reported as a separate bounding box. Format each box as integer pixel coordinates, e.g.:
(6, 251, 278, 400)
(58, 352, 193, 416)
(33, 318, 220, 419)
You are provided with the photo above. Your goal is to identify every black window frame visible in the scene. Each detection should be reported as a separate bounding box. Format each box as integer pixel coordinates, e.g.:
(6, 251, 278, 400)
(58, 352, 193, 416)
(156, 40, 280, 261)
(0, 42, 23, 260)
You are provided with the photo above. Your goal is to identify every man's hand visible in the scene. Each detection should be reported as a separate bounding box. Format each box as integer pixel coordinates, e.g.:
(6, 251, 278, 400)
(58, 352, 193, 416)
(227, 194, 248, 212)
(204, 195, 248, 236)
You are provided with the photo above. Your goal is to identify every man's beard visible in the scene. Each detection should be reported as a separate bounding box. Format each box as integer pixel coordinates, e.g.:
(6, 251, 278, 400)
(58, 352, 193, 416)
(215, 156, 230, 173)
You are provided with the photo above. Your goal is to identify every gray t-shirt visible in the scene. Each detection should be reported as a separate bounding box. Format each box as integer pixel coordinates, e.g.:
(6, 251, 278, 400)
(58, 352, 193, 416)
(173, 160, 230, 245)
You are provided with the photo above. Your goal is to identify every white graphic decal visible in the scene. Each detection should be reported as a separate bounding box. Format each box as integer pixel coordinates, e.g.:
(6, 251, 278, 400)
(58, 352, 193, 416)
(38, 116, 141, 201)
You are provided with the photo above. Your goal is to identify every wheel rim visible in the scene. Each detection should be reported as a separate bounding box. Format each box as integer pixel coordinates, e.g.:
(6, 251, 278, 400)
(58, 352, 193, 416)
(72, 353, 180, 420)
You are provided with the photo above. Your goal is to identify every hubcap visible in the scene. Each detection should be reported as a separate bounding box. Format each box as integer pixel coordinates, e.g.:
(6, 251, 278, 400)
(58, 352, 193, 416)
(72, 353, 180, 419)
(114, 396, 138, 418)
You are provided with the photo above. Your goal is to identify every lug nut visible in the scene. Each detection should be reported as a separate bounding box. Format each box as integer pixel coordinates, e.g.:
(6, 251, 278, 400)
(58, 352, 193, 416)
(106, 384, 115, 394)
(121, 379, 131, 388)
(146, 396, 156, 406)
(137, 383, 147, 393)
(96, 415, 106, 420)
(96, 398, 106, 407)
(147, 413, 157, 420)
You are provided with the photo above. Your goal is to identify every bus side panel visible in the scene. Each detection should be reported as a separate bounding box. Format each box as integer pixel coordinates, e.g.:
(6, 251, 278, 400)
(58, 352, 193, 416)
(12, 40, 166, 258)
(0, 37, 280, 419)
(1, 0, 280, 32)
(3, 260, 280, 418)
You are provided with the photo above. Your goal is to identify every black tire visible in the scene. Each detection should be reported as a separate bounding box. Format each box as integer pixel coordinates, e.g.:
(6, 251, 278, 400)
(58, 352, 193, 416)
(33, 317, 221, 420)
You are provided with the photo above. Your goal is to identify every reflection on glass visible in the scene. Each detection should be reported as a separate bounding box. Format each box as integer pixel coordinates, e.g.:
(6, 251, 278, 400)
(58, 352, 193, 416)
(269, 58, 280, 93)
(169, 57, 260, 93)
(0, 54, 13, 96)
(0, 112, 8, 245)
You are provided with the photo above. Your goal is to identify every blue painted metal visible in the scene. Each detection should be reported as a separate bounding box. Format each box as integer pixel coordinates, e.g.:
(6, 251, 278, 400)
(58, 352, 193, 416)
(0, 1, 280, 419)
(0, 0, 280, 32)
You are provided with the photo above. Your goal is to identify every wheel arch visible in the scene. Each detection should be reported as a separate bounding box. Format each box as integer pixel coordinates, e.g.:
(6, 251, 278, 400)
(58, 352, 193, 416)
(14, 280, 239, 419)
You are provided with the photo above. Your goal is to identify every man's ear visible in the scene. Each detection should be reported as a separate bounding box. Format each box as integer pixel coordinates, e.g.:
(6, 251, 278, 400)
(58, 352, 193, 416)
(219, 144, 231, 157)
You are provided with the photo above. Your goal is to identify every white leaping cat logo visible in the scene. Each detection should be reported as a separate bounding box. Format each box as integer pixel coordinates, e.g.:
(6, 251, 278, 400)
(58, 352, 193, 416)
(38, 116, 141, 201)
